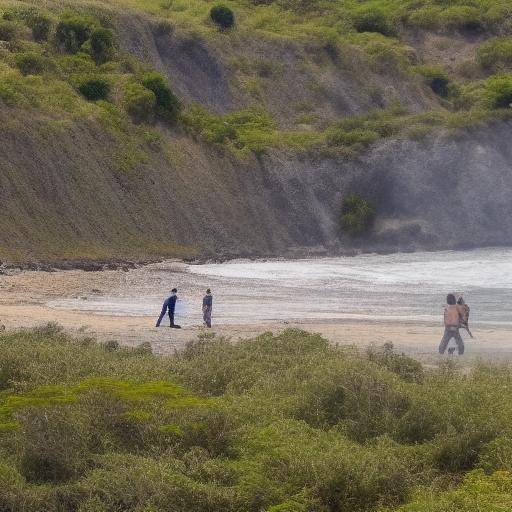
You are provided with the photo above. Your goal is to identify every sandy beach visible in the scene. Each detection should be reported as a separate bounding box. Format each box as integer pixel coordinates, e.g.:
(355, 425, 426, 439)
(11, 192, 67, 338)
(1, 260, 511, 363)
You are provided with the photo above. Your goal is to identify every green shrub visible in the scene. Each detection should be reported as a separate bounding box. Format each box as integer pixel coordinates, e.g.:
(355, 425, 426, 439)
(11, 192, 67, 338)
(352, 7, 395, 36)
(326, 127, 379, 148)
(407, 6, 443, 30)
(174, 330, 329, 395)
(294, 361, 409, 440)
(15, 52, 47, 76)
(141, 72, 181, 123)
(394, 401, 443, 444)
(479, 436, 512, 473)
(0, 463, 24, 510)
(57, 53, 96, 76)
(6, 328, 512, 511)
(18, 406, 91, 483)
(78, 453, 239, 512)
(434, 429, 496, 473)
(0, 19, 19, 41)
(56, 13, 95, 53)
(484, 75, 512, 108)
(210, 5, 235, 30)
(77, 77, 110, 101)
(393, 470, 512, 511)
(89, 27, 114, 64)
(367, 343, 423, 383)
(414, 65, 451, 97)
(441, 6, 483, 32)
(26, 13, 52, 42)
(183, 105, 238, 143)
(124, 83, 156, 122)
(339, 195, 375, 236)
(477, 37, 512, 71)
(365, 40, 414, 75)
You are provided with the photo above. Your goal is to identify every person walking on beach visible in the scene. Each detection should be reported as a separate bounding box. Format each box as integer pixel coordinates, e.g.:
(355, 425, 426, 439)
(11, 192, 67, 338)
(439, 293, 464, 355)
(202, 288, 213, 328)
(156, 288, 181, 328)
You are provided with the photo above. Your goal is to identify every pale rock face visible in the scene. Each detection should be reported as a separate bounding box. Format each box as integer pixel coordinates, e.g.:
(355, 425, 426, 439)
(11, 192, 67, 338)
(253, 121, 512, 254)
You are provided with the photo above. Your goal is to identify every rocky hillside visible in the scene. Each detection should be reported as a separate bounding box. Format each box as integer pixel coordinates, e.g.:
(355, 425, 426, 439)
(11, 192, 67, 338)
(1, 0, 512, 264)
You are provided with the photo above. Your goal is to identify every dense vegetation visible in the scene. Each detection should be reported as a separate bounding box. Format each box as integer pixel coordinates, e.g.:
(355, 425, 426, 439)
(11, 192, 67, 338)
(2, 0, 512, 159)
(1, 326, 512, 511)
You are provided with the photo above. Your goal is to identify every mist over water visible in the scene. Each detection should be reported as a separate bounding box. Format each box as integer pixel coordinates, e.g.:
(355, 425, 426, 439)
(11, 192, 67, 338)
(49, 248, 512, 327)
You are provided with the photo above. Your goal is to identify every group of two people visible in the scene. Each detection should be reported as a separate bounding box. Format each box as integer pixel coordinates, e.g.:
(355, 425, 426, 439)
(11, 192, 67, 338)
(439, 293, 471, 355)
(156, 288, 213, 329)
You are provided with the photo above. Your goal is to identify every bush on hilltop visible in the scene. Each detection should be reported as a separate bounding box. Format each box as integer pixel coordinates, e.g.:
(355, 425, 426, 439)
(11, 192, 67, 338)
(78, 76, 110, 101)
(141, 71, 181, 123)
(56, 13, 95, 53)
(124, 82, 157, 122)
(210, 5, 235, 30)
(353, 7, 396, 36)
(89, 27, 114, 64)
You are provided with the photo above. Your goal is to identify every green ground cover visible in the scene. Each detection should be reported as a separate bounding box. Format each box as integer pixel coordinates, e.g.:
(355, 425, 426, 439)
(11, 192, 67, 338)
(2, 0, 512, 158)
(1, 326, 512, 511)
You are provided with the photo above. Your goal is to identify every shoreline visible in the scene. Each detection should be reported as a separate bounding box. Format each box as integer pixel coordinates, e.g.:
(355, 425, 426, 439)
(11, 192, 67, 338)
(3, 243, 512, 273)
(1, 257, 512, 363)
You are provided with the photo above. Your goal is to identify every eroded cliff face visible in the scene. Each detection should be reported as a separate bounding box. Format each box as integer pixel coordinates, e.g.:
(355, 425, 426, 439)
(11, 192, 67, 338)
(114, 12, 437, 125)
(110, 13, 512, 256)
(1, 96, 511, 264)
(255, 122, 512, 255)
(1, 9, 512, 264)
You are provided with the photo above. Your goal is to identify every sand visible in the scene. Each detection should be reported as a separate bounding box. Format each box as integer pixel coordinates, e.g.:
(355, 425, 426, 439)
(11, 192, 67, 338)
(1, 264, 511, 363)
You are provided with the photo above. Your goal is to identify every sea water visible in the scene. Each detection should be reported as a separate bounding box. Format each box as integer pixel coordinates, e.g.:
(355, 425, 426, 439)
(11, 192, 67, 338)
(49, 248, 512, 327)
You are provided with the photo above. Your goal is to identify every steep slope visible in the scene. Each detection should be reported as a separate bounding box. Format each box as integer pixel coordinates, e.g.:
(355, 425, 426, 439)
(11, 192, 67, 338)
(1, 0, 512, 264)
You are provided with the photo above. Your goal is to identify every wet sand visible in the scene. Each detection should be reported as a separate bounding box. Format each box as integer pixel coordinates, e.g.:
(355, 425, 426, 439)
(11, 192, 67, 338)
(1, 263, 511, 362)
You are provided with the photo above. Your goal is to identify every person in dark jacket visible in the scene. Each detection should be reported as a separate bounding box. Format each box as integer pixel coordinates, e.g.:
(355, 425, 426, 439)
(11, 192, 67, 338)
(202, 288, 213, 328)
(156, 288, 181, 328)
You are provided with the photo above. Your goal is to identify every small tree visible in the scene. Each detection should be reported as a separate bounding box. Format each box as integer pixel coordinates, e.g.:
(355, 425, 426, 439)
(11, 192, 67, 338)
(124, 82, 156, 122)
(56, 14, 94, 53)
(78, 77, 110, 101)
(89, 27, 114, 64)
(141, 72, 180, 123)
(340, 195, 375, 236)
(210, 5, 235, 29)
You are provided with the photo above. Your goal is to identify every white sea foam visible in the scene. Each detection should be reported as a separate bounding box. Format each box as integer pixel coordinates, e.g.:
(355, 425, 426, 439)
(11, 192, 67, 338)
(49, 248, 512, 327)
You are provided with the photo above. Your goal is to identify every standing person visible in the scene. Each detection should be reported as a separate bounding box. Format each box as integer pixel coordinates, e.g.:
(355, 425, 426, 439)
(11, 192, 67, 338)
(202, 288, 213, 328)
(439, 293, 464, 355)
(156, 288, 181, 328)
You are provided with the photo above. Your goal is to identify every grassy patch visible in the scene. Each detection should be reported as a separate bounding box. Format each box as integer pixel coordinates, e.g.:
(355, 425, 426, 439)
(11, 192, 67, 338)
(1, 328, 512, 509)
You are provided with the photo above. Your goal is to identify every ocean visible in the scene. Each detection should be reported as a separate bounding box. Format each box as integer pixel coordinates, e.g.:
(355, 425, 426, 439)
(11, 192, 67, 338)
(48, 247, 512, 328)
